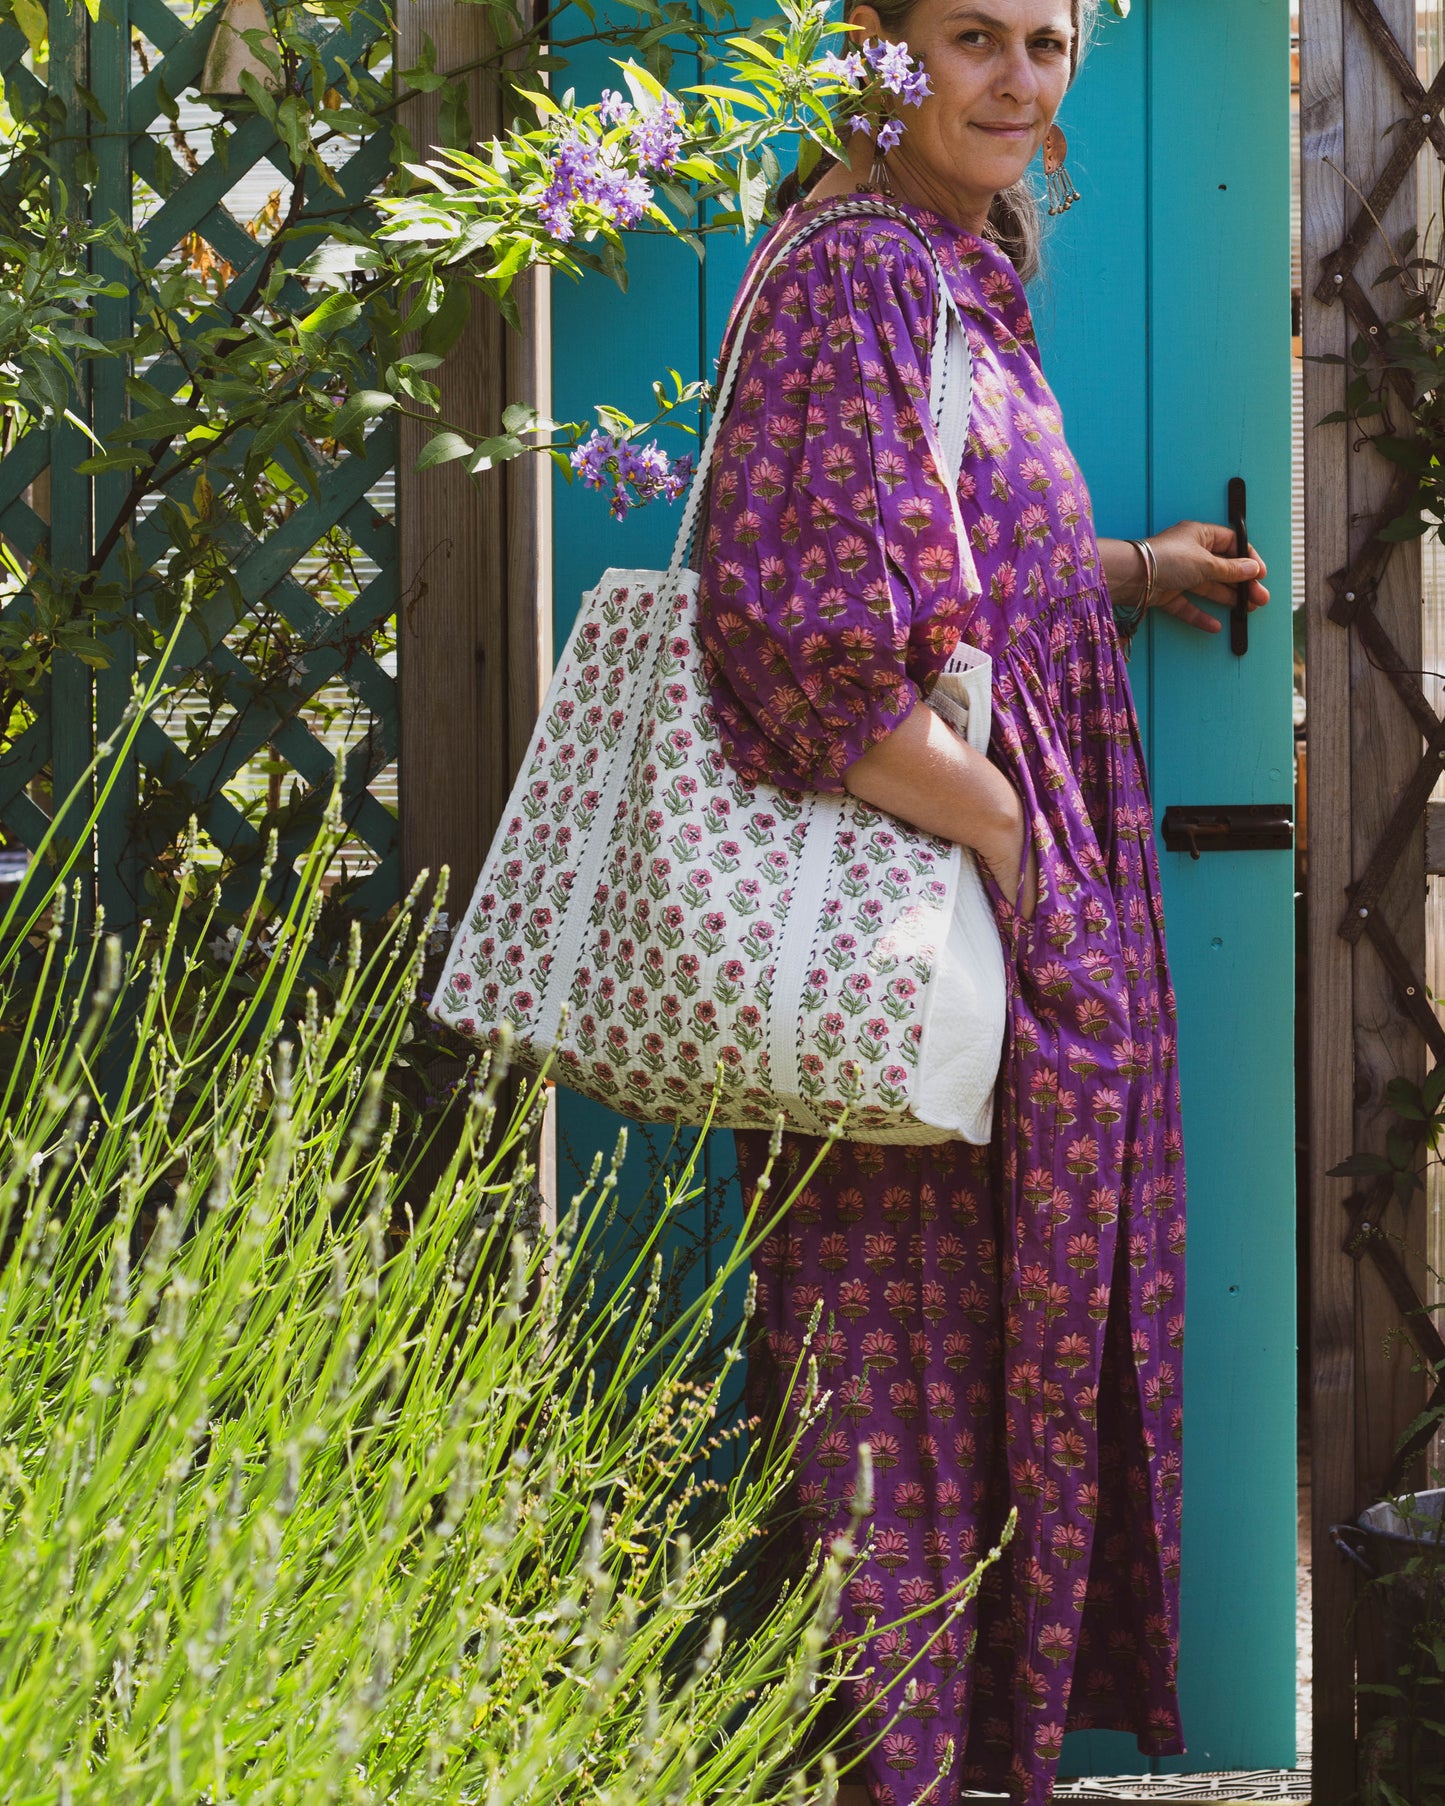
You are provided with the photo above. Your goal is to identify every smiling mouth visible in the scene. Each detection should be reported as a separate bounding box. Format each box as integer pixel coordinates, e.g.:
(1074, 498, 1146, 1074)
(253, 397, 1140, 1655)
(973, 121, 1035, 135)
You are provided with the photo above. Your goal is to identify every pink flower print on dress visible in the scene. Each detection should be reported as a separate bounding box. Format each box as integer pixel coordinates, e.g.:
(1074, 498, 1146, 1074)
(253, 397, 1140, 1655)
(869, 1431, 902, 1472)
(875, 1526, 912, 1571)
(851, 1572, 887, 1614)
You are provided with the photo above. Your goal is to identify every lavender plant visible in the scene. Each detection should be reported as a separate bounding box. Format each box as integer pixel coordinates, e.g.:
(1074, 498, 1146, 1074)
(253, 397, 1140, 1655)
(0, 768, 1008, 1802)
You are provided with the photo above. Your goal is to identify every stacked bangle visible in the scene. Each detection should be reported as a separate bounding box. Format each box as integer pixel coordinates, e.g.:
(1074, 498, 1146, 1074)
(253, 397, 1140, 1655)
(1113, 537, 1157, 660)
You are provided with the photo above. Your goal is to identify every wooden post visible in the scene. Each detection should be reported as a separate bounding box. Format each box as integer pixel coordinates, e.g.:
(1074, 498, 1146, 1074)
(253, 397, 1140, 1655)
(395, 0, 553, 1208)
(1303, 0, 1428, 1791)
(396, 7, 551, 905)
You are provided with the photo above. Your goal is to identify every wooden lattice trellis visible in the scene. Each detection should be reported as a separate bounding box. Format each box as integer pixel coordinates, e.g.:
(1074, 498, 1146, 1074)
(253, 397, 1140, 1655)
(0, 0, 400, 927)
(1304, 0, 1445, 1793)
(1313, 0, 1443, 1481)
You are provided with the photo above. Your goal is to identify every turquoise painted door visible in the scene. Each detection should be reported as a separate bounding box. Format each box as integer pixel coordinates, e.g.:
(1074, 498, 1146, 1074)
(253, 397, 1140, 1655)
(550, 0, 1297, 1775)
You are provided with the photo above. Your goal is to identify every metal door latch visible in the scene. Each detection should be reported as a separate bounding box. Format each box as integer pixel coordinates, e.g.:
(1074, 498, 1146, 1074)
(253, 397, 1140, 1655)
(1160, 804, 1295, 860)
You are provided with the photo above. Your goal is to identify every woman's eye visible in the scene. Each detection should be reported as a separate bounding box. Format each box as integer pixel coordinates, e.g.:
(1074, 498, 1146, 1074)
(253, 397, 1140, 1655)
(959, 29, 992, 45)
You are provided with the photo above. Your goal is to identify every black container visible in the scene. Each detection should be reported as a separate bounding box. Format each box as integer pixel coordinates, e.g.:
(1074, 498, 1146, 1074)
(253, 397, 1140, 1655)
(1334, 1491, 1445, 1788)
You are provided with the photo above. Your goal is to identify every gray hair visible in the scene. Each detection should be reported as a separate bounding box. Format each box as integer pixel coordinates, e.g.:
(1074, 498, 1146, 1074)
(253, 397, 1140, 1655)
(844, 0, 1097, 281)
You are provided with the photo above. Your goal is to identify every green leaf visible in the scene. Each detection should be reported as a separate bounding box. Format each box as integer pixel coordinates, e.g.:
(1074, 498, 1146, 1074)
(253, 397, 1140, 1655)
(296, 292, 364, 339)
(619, 61, 668, 111)
(73, 83, 107, 125)
(415, 430, 475, 470)
(1373, 434, 1430, 471)
(1387, 1076, 1427, 1119)
(418, 279, 471, 357)
(502, 403, 556, 435)
(736, 153, 768, 236)
(238, 68, 278, 125)
(486, 235, 533, 287)
(1327, 1151, 1393, 1179)
(10, 0, 48, 57)
(438, 80, 472, 153)
(467, 434, 526, 472)
(513, 87, 563, 120)
(330, 390, 398, 438)
(1386, 1125, 1418, 1171)
(75, 448, 151, 475)
(1379, 513, 1430, 542)
(400, 36, 448, 92)
(275, 94, 311, 172)
(112, 404, 203, 443)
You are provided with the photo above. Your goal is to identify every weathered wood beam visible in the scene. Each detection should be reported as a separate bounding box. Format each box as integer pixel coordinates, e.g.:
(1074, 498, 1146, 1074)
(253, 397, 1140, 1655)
(1425, 802, 1445, 876)
(396, 4, 551, 904)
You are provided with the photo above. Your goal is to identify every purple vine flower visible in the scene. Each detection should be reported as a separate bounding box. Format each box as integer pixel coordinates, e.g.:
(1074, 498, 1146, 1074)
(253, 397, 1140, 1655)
(819, 35, 931, 160)
(571, 430, 694, 518)
(598, 88, 633, 124)
(538, 130, 654, 242)
(816, 49, 866, 85)
(629, 95, 684, 174)
(863, 36, 931, 103)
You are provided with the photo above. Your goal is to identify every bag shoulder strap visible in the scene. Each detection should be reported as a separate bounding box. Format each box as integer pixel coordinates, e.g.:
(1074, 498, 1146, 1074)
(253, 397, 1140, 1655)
(666, 197, 974, 579)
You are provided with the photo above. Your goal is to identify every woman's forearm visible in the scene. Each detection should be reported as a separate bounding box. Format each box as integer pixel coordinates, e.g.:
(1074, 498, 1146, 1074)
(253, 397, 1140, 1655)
(842, 701, 1022, 873)
(1099, 536, 1148, 605)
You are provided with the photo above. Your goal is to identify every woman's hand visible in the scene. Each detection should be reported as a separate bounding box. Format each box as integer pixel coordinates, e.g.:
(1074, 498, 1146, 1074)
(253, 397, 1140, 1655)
(974, 806, 1040, 924)
(1101, 522, 1270, 636)
(844, 703, 1038, 918)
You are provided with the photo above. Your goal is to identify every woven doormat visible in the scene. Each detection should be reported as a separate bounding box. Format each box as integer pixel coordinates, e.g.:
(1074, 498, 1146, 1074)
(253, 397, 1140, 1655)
(965, 1771, 1311, 1803)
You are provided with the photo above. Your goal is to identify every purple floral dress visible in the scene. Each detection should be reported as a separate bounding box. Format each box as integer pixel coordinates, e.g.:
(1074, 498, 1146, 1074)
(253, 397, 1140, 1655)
(697, 202, 1187, 1806)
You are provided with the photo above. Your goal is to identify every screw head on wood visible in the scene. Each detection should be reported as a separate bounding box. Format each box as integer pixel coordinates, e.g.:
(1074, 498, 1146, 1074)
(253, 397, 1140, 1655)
(1334, 272, 1345, 284)
(1425, 112, 1434, 123)
(1408, 986, 1418, 996)
(1345, 591, 1357, 602)
(1360, 906, 1370, 918)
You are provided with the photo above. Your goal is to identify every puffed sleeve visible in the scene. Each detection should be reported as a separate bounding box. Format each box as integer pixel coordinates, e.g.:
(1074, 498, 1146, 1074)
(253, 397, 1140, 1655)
(696, 215, 980, 795)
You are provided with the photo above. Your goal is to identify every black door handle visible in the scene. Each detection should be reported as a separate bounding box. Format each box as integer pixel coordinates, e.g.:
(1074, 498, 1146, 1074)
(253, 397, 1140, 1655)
(1229, 476, 1249, 657)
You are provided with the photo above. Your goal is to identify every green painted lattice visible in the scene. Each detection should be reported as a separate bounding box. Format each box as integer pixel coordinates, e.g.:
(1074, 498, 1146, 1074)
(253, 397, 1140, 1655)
(0, 0, 399, 929)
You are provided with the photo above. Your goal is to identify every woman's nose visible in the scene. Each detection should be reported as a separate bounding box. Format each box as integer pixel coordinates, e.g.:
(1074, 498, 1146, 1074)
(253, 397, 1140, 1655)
(994, 41, 1042, 105)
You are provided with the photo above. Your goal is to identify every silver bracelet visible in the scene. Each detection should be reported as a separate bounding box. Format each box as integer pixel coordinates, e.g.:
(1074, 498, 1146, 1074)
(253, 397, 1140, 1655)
(1114, 538, 1156, 659)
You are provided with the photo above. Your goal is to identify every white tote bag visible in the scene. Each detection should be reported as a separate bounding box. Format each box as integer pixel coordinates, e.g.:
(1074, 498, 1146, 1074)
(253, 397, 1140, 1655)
(432, 198, 1007, 1144)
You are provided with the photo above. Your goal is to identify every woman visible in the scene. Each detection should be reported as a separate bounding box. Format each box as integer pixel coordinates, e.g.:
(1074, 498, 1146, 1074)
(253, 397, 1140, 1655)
(696, 3, 1270, 1802)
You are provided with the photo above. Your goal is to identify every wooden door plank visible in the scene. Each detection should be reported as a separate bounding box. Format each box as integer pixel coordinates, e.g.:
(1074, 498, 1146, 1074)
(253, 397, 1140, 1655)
(1143, 0, 1298, 1774)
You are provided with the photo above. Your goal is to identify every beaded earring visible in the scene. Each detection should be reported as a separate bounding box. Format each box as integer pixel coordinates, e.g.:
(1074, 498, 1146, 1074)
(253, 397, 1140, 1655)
(1043, 123, 1080, 216)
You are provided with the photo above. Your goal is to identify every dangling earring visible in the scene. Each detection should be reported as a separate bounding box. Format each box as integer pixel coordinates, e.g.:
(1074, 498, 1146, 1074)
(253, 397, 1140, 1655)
(1043, 122, 1080, 215)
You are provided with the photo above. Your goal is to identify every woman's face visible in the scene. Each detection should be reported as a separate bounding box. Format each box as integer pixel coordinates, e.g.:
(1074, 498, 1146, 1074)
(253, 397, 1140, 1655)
(852, 0, 1074, 227)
